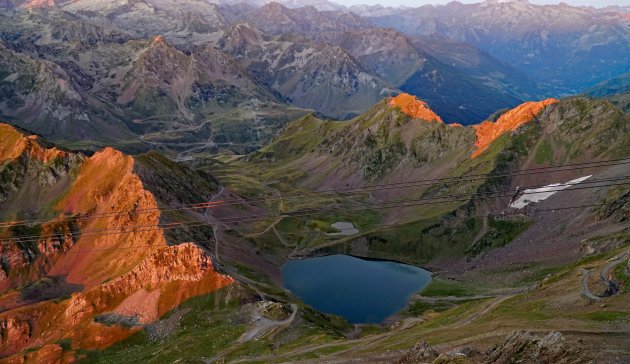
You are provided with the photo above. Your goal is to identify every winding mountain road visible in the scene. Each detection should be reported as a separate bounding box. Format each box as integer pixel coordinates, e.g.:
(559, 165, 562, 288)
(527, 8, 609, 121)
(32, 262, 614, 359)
(580, 268, 602, 301)
(580, 251, 628, 301)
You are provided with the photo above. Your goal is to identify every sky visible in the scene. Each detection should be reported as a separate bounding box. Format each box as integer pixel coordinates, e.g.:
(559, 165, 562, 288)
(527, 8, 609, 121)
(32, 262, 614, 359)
(334, 0, 630, 7)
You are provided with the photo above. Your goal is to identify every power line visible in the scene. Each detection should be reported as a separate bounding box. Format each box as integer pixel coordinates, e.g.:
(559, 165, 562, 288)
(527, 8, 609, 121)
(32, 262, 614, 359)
(3, 177, 627, 245)
(1, 158, 627, 229)
(3, 177, 626, 243)
(3, 202, 606, 254)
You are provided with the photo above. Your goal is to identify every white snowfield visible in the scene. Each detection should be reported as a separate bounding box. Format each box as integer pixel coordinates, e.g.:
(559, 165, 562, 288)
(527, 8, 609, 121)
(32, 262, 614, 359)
(510, 175, 592, 209)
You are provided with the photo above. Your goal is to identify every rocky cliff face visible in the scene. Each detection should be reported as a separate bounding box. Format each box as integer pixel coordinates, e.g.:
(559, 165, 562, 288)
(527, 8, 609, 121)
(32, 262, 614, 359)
(0, 123, 234, 360)
(388, 93, 444, 124)
(0, 124, 67, 165)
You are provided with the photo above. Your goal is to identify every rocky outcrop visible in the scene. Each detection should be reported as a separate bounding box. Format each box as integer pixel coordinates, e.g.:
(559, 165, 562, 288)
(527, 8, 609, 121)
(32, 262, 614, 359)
(2, 343, 74, 364)
(389, 94, 444, 124)
(484, 331, 590, 364)
(0, 124, 66, 165)
(396, 332, 589, 364)
(0, 243, 233, 356)
(596, 185, 630, 223)
(395, 341, 439, 363)
(472, 99, 558, 158)
(0, 317, 31, 352)
(64, 243, 233, 347)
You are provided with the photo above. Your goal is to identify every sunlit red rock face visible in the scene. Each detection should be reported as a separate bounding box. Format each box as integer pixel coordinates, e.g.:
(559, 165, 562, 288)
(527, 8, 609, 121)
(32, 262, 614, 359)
(471, 98, 559, 158)
(388, 93, 444, 123)
(0, 124, 66, 164)
(0, 124, 234, 359)
(387, 95, 559, 159)
(4, 343, 72, 364)
(0, 243, 233, 358)
(50, 147, 168, 288)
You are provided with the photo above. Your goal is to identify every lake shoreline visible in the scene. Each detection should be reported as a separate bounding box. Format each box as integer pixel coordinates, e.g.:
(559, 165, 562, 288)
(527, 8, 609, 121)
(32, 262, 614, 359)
(281, 254, 433, 324)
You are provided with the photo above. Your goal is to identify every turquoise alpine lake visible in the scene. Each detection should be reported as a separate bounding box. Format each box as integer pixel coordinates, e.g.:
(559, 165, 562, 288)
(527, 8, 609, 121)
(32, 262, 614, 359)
(281, 254, 432, 323)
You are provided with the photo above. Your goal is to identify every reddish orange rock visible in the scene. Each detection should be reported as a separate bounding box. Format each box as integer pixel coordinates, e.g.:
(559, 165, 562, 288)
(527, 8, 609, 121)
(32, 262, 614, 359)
(388, 93, 443, 123)
(1, 343, 75, 364)
(0, 125, 235, 357)
(0, 124, 66, 164)
(471, 98, 558, 158)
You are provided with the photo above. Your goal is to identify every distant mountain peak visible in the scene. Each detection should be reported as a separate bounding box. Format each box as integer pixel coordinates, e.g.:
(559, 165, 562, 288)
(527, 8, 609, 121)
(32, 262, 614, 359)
(22, 0, 55, 10)
(471, 98, 558, 158)
(262, 1, 289, 12)
(388, 93, 443, 123)
(483, 0, 529, 4)
(144, 34, 179, 55)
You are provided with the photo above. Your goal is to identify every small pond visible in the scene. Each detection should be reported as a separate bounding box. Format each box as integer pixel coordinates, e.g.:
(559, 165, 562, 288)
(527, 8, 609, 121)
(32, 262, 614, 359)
(282, 254, 432, 323)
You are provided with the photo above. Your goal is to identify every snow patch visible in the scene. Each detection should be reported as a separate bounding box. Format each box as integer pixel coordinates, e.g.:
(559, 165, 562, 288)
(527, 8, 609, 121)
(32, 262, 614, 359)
(328, 222, 359, 236)
(510, 175, 592, 209)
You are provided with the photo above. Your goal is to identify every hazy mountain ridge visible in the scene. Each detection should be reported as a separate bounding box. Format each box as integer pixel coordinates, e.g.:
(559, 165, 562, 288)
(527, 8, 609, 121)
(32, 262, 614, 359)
(225, 3, 541, 123)
(237, 1, 370, 35)
(363, 0, 630, 94)
(586, 71, 630, 113)
(3, 0, 626, 148)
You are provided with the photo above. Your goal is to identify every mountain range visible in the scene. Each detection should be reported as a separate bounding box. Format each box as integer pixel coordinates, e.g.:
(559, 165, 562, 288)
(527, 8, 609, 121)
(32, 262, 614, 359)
(1, 0, 628, 154)
(0, 0, 629, 362)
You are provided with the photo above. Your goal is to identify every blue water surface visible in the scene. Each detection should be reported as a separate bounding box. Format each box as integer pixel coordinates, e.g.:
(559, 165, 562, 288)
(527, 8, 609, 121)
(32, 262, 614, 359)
(282, 254, 432, 323)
